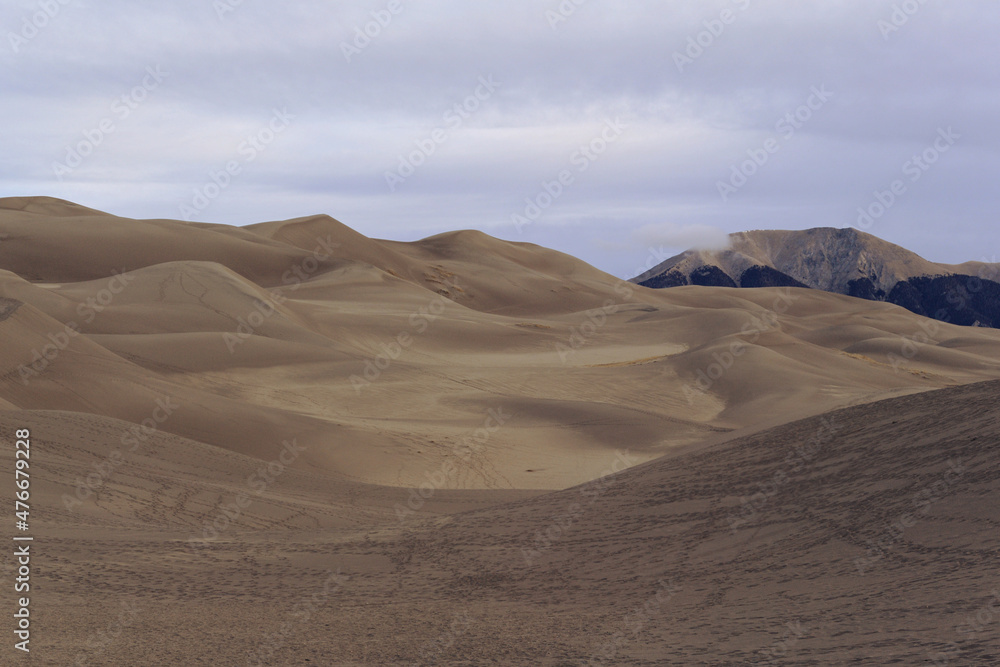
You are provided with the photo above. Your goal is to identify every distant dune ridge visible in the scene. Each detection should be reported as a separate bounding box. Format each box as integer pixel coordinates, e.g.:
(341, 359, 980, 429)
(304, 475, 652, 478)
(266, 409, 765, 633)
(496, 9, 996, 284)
(0, 197, 998, 664)
(5, 196, 1000, 488)
(632, 227, 1000, 327)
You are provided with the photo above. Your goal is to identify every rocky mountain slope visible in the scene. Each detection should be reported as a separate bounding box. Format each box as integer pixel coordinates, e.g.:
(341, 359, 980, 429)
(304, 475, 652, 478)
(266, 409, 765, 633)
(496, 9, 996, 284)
(632, 227, 1000, 327)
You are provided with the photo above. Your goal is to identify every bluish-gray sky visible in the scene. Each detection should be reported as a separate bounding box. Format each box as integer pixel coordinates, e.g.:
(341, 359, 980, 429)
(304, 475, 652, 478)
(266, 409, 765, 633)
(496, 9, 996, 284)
(2, 0, 997, 279)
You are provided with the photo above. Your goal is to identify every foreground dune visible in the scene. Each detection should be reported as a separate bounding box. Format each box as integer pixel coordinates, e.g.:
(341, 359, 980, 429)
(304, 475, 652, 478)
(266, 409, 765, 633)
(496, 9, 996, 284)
(7, 378, 998, 664)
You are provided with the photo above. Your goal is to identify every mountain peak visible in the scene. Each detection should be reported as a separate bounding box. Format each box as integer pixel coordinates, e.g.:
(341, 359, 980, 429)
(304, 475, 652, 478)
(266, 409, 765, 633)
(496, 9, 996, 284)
(633, 227, 1000, 328)
(634, 226, 943, 293)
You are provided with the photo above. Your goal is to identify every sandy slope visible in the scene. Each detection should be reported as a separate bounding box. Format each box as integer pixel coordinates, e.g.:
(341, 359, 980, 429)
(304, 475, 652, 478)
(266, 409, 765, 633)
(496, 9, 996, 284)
(0, 197, 999, 664)
(4, 198, 1000, 491)
(7, 378, 998, 664)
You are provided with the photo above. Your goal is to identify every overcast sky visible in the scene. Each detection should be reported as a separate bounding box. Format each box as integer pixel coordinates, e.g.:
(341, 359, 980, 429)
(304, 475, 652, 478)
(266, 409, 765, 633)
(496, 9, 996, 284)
(2, 1, 997, 279)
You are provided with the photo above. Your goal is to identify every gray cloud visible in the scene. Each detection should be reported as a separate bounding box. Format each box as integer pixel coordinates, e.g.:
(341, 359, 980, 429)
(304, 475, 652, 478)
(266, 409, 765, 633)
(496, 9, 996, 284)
(1, 0, 997, 277)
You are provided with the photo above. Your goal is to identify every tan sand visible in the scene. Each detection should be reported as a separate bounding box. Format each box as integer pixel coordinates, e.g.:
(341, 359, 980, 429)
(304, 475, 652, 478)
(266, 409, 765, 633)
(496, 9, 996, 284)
(0, 197, 997, 664)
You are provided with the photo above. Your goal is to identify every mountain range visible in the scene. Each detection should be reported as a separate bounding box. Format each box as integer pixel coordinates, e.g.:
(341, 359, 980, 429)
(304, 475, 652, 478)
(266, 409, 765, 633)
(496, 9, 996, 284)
(632, 227, 1000, 328)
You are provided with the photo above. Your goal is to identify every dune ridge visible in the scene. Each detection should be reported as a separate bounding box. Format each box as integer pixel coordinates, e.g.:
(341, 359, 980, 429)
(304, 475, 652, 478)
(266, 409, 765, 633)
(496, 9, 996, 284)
(1, 197, 998, 664)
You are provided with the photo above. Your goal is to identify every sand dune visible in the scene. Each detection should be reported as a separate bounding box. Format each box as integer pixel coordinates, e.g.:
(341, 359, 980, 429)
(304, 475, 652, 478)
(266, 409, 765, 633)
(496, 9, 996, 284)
(10, 375, 998, 664)
(0, 197, 998, 663)
(5, 199, 1000, 490)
